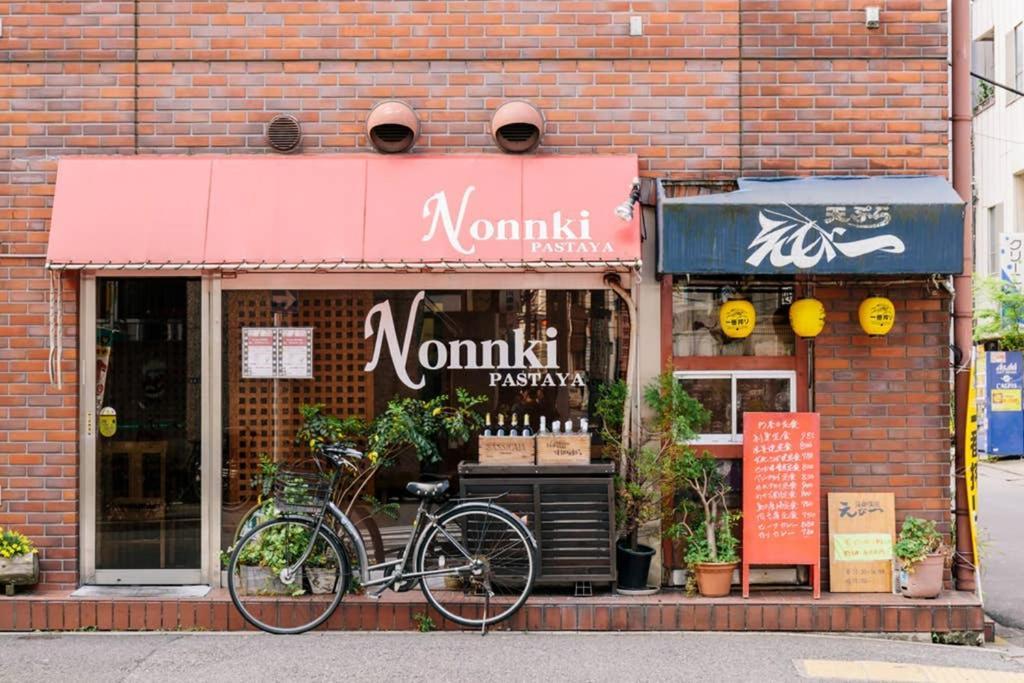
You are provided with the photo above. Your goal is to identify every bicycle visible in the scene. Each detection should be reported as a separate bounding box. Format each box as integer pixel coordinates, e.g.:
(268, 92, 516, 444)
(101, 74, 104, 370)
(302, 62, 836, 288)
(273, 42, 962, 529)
(227, 445, 538, 634)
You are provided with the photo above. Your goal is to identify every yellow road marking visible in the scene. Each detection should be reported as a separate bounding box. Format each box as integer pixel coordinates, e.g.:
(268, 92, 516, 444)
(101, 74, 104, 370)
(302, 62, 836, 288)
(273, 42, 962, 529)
(799, 659, 1024, 682)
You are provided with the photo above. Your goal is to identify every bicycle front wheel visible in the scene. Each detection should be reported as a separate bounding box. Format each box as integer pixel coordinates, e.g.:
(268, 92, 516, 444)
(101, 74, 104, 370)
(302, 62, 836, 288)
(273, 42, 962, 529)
(417, 506, 536, 627)
(227, 517, 350, 635)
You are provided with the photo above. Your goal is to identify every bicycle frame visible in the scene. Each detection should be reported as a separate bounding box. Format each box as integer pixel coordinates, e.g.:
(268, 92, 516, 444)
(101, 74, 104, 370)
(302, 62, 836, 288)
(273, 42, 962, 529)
(296, 495, 533, 592)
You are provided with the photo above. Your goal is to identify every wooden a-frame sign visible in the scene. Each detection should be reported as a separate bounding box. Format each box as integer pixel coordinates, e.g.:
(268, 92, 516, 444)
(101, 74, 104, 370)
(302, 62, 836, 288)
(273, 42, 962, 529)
(742, 412, 821, 599)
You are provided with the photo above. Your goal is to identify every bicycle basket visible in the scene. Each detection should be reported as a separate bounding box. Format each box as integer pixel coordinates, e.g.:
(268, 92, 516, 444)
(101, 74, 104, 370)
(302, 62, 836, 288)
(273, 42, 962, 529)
(272, 469, 334, 514)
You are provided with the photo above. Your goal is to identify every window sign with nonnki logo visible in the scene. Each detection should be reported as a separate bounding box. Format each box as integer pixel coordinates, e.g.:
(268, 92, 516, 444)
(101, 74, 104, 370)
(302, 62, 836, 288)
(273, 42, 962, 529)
(221, 288, 627, 510)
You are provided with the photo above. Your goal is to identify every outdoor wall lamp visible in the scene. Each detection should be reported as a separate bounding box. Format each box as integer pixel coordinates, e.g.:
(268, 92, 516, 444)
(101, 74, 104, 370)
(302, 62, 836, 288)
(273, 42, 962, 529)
(615, 178, 642, 221)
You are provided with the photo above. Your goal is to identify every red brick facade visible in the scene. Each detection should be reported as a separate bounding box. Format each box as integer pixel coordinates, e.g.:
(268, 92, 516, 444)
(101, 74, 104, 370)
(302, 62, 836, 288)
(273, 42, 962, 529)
(0, 1, 951, 589)
(814, 285, 952, 582)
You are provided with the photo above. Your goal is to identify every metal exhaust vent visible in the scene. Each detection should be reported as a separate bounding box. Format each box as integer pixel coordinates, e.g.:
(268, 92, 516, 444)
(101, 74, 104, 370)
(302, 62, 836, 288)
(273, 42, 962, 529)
(367, 100, 419, 154)
(491, 101, 544, 153)
(266, 114, 302, 153)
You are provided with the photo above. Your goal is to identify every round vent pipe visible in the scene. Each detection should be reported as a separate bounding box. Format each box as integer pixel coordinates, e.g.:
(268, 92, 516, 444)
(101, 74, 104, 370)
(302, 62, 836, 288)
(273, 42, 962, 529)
(491, 101, 544, 153)
(266, 114, 302, 153)
(366, 100, 419, 154)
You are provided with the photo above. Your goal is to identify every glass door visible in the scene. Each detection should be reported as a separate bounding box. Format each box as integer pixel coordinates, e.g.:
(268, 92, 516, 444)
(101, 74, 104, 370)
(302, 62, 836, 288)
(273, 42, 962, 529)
(92, 278, 203, 583)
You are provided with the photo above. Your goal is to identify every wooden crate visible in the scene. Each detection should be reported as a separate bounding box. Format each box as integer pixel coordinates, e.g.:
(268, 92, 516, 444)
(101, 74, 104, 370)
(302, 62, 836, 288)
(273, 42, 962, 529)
(536, 434, 591, 465)
(478, 436, 535, 465)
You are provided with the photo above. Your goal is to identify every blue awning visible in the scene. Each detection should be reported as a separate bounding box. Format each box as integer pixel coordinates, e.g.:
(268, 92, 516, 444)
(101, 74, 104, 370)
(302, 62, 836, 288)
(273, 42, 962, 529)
(658, 176, 965, 275)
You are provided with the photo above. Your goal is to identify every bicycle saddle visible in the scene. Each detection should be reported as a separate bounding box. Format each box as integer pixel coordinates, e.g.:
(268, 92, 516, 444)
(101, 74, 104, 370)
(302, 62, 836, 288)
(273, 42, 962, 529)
(406, 480, 450, 499)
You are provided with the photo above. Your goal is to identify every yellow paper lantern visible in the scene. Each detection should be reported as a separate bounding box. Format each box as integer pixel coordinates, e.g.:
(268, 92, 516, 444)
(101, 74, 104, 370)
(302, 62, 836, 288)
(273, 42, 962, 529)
(719, 299, 756, 339)
(789, 297, 826, 339)
(858, 296, 896, 336)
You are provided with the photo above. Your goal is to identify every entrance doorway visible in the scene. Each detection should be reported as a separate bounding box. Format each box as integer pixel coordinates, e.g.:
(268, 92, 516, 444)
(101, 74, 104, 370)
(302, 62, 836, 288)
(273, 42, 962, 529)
(89, 278, 203, 583)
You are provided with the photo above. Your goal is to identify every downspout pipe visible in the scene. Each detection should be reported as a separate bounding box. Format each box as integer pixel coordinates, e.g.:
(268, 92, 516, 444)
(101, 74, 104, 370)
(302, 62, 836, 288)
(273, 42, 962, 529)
(951, 0, 977, 591)
(605, 272, 638, 479)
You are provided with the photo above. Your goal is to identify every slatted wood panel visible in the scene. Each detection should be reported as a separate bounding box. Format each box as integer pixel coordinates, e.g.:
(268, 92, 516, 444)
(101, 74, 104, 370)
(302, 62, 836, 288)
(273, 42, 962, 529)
(460, 465, 616, 585)
(224, 291, 373, 505)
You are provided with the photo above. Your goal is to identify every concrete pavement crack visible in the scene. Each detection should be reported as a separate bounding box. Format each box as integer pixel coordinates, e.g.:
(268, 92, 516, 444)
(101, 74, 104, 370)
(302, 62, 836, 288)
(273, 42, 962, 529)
(117, 635, 185, 683)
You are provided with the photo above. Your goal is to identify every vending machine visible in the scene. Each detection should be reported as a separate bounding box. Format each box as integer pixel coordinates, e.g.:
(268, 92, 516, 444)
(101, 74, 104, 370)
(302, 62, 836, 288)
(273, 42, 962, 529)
(984, 350, 1024, 457)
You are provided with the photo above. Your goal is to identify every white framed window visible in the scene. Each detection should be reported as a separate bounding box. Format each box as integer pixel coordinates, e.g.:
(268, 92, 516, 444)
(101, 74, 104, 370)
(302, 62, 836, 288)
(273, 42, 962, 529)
(1017, 23, 1024, 92)
(674, 370, 797, 445)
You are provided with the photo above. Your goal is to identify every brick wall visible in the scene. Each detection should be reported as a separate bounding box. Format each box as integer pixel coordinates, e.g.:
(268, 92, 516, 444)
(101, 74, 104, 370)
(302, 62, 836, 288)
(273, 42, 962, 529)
(0, 0, 951, 589)
(814, 284, 952, 583)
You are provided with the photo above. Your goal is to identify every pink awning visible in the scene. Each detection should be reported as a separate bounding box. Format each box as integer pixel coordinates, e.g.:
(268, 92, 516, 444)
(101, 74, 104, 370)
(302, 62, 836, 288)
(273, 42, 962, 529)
(47, 154, 641, 271)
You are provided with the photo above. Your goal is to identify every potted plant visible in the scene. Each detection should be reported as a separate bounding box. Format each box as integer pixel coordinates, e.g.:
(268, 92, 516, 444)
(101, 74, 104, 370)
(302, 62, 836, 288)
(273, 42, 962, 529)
(235, 522, 313, 596)
(596, 372, 714, 592)
(894, 516, 949, 599)
(0, 526, 38, 596)
(664, 451, 740, 597)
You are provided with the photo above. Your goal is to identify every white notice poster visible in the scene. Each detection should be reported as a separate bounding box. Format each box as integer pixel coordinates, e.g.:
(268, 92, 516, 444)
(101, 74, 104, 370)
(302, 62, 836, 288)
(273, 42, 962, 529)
(279, 327, 313, 379)
(242, 328, 275, 378)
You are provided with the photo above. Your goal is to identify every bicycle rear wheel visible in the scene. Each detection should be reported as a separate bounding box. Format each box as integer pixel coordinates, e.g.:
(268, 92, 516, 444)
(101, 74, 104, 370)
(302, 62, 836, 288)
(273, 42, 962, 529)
(227, 517, 350, 635)
(417, 506, 536, 627)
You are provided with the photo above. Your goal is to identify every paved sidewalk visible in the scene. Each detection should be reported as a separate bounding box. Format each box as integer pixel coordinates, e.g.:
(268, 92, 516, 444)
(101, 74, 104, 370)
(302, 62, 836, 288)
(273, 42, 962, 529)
(1, 631, 1022, 682)
(979, 458, 1024, 643)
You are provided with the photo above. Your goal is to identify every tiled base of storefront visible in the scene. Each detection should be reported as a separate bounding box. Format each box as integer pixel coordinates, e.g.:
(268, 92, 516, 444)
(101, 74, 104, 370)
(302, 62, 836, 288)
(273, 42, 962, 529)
(0, 589, 983, 635)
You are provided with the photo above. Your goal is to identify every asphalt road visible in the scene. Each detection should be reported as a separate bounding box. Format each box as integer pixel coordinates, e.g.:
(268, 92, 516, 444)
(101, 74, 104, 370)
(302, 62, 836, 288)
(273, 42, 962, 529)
(1, 631, 1022, 683)
(979, 458, 1024, 635)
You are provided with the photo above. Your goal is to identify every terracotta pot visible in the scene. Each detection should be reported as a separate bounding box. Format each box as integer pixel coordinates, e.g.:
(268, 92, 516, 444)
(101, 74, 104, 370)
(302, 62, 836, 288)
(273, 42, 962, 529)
(694, 562, 738, 597)
(900, 553, 945, 599)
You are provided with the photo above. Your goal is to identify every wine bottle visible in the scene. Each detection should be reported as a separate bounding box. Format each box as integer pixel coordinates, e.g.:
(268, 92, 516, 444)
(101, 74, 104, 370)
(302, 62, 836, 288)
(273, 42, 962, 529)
(552, 420, 561, 434)
(579, 417, 589, 434)
(538, 416, 548, 434)
(564, 419, 573, 434)
(483, 413, 493, 437)
(510, 413, 519, 437)
(522, 414, 533, 437)
(496, 413, 506, 437)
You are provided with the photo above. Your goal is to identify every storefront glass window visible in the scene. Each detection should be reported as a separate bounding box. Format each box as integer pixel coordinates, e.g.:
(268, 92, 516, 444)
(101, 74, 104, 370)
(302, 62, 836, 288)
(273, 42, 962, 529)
(672, 286, 795, 357)
(675, 371, 795, 444)
(219, 289, 626, 555)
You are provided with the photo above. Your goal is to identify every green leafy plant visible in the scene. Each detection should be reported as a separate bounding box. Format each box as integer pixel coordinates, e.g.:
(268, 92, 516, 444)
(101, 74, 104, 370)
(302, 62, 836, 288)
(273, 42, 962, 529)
(975, 276, 1024, 349)
(0, 526, 36, 558)
(296, 391, 485, 518)
(974, 80, 994, 113)
(234, 523, 314, 595)
(413, 612, 436, 633)
(664, 451, 740, 566)
(894, 516, 948, 572)
(595, 372, 715, 552)
(251, 453, 280, 499)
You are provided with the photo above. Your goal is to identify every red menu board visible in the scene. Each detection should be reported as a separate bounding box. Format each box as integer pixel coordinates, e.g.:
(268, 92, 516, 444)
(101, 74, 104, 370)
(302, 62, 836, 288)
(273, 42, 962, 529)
(741, 412, 821, 598)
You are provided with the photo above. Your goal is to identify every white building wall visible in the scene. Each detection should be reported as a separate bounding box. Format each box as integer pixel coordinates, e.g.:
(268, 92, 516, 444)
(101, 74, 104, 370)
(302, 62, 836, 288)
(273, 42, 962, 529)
(973, 1, 1024, 282)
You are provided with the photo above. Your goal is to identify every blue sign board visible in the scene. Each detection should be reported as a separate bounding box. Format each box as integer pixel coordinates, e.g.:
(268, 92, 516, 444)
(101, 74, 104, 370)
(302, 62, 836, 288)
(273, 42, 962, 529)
(985, 351, 1024, 457)
(658, 176, 965, 276)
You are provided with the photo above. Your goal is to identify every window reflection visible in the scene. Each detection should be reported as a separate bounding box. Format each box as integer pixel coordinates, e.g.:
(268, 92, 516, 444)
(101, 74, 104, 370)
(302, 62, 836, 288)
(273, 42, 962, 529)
(672, 286, 795, 357)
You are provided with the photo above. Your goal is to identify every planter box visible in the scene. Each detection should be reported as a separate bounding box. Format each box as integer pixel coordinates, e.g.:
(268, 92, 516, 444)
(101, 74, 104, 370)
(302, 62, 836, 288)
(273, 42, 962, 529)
(237, 565, 292, 596)
(478, 436, 535, 465)
(304, 567, 340, 595)
(536, 435, 590, 465)
(0, 553, 39, 596)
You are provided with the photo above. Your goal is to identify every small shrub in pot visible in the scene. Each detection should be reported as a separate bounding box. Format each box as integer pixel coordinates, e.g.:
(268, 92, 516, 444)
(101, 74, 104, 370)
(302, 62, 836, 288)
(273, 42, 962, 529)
(894, 516, 949, 599)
